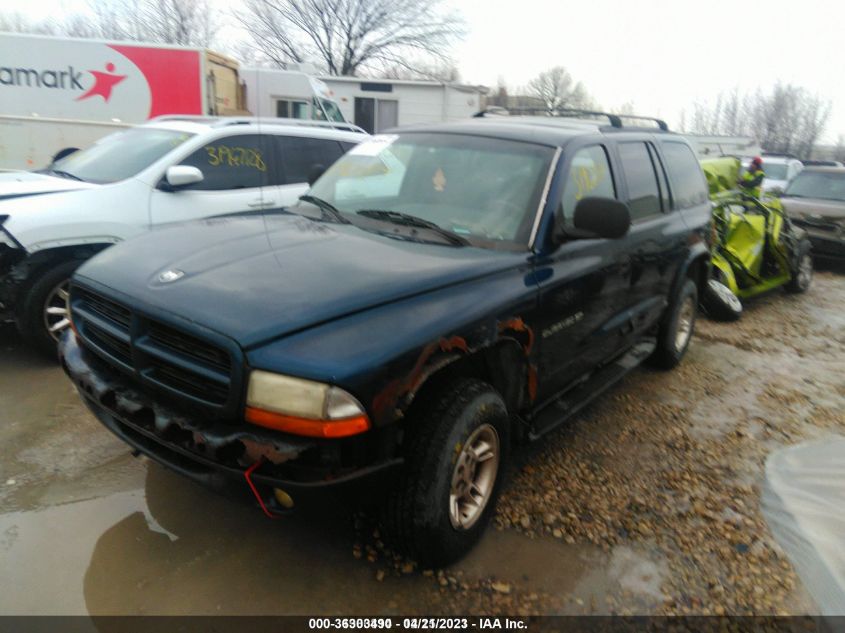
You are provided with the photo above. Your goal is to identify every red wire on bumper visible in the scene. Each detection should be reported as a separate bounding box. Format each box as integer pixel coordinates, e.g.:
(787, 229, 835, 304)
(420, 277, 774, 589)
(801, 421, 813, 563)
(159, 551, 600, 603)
(243, 460, 279, 519)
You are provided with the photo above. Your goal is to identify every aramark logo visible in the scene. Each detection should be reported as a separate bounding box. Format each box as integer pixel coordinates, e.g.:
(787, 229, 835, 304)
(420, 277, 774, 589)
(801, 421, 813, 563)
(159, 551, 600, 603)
(0, 62, 127, 102)
(76, 63, 127, 102)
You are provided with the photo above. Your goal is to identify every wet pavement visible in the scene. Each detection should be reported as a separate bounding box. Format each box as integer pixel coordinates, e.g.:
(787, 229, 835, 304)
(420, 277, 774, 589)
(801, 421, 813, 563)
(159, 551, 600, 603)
(1, 271, 843, 615)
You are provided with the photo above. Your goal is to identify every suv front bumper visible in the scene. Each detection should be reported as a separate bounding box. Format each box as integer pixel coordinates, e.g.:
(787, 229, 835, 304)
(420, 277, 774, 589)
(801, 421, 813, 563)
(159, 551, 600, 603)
(59, 333, 402, 514)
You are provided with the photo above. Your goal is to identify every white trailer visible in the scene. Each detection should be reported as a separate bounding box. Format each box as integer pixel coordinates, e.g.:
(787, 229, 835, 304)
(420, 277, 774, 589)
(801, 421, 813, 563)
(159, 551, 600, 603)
(0, 34, 352, 171)
(318, 76, 489, 133)
(240, 67, 348, 125)
(0, 32, 251, 170)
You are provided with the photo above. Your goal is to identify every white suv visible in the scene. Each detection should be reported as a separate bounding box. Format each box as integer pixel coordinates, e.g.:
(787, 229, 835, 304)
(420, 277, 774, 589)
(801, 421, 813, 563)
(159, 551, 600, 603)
(0, 116, 368, 354)
(757, 155, 804, 193)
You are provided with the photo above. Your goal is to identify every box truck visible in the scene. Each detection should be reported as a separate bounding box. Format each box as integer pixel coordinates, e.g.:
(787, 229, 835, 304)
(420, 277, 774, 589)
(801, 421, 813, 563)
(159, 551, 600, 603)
(0, 33, 350, 170)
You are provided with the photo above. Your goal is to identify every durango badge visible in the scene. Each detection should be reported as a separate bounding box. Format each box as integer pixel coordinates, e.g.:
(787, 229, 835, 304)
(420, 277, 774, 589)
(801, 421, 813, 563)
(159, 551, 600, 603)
(157, 269, 185, 284)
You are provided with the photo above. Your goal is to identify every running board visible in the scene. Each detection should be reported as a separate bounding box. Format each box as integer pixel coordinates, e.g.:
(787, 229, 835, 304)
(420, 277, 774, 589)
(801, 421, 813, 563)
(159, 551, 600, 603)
(528, 338, 656, 441)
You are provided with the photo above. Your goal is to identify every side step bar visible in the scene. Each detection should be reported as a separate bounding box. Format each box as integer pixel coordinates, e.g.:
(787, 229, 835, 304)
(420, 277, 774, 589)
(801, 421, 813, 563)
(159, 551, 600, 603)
(528, 338, 656, 441)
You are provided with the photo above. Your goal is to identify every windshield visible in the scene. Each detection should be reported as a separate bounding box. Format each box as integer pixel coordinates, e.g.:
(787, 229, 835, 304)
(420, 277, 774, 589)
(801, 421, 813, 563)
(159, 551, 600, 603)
(785, 171, 845, 201)
(49, 128, 194, 184)
(763, 163, 789, 180)
(320, 98, 346, 123)
(304, 133, 556, 246)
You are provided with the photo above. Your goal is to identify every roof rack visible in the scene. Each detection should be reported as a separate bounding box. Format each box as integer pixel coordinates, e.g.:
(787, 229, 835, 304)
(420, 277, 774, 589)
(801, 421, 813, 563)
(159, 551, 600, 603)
(149, 115, 367, 134)
(473, 107, 669, 131)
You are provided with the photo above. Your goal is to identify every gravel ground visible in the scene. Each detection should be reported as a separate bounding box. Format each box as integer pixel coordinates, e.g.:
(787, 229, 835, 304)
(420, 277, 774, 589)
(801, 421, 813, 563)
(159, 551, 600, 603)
(1, 270, 842, 616)
(356, 270, 845, 615)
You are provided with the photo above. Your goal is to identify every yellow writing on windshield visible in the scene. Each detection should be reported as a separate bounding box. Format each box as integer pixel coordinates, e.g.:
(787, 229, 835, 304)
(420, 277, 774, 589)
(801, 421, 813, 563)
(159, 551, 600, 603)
(573, 163, 606, 200)
(205, 146, 267, 172)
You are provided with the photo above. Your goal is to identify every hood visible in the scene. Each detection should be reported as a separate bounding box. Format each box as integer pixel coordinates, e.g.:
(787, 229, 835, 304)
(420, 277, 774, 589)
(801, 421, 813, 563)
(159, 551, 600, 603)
(75, 213, 525, 348)
(782, 196, 845, 220)
(0, 171, 97, 201)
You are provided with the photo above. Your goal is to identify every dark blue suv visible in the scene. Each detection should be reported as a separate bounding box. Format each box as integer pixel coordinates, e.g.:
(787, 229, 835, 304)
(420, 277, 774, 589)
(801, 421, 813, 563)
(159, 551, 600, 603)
(60, 112, 712, 565)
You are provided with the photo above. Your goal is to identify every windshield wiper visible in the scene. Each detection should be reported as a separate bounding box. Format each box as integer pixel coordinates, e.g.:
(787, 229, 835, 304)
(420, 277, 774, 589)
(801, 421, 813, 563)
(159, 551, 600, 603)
(356, 209, 469, 246)
(47, 169, 84, 182)
(298, 194, 349, 223)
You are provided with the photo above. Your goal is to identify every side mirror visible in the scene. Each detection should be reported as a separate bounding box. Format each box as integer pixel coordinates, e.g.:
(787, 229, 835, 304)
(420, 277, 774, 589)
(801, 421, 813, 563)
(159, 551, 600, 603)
(565, 197, 631, 240)
(308, 163, 327, 186)
(164, 165, 204, 190)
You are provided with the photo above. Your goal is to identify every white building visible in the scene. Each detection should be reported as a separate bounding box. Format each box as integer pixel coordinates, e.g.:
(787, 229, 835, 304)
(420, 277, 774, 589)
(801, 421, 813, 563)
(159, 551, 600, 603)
(319, 76, 489, 133)
(683, 134, 762, 159)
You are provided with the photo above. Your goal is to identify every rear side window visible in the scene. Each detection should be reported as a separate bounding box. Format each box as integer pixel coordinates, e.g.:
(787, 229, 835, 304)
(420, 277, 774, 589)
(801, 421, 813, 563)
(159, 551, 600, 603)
(560, 145, 616, 222)
(618, 142, 661, 221)
(177, 134, 268, 191)
(662, 142, 709, 208)
(278, 136, 345, 184)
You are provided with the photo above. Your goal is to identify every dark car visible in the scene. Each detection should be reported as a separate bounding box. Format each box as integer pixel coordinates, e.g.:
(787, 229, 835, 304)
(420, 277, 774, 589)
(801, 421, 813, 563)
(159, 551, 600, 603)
(781, 167, 845, 261)
(59, 112, 712, 565)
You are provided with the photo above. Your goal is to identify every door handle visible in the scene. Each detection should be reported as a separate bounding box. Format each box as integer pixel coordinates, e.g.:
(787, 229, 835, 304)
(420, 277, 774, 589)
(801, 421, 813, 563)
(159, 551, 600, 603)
(247, 199, 274, 208)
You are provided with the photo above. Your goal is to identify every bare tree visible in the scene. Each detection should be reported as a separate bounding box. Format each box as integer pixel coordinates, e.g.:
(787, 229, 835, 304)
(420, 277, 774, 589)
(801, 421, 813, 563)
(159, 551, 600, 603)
(527, 66, 596, 112)
(62, 13, 102, 38)
(834, 135, 845, 163)
(0, 0, 219, 48)
(237, 0, 465, 76)
(0, 11, 59, 34)
(612, 101, 636, 116)
(685, 83, 832, 158)
(137, 0, 220, 47)
(376, 60, 461, 82)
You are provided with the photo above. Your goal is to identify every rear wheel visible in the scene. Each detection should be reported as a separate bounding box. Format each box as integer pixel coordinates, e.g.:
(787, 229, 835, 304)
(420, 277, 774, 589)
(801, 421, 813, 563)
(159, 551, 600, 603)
(786, 241, 813, 293)
(651, 279, 698, 369)
(17, 260, 83, 358)
(382, 378, 510, 567)
(701, 278, 742, 321)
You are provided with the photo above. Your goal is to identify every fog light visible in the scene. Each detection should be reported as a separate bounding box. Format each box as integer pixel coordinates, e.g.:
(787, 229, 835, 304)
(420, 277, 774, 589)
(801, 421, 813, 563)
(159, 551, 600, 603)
(274, 488, 295, 509)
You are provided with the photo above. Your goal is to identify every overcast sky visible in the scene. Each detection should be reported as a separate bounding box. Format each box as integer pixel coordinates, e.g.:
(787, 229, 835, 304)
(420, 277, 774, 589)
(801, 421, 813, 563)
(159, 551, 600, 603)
(450, 0, 845, 142)
(7, 0, 845, 142)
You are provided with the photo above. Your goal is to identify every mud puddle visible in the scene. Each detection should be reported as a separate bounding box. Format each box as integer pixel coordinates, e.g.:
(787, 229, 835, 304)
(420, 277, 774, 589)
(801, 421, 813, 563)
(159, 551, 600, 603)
(0, 460, 653, 615)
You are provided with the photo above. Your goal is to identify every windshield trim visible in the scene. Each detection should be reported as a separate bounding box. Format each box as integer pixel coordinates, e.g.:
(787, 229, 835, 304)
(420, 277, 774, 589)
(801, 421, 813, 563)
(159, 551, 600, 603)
(527, 146, 563, 249)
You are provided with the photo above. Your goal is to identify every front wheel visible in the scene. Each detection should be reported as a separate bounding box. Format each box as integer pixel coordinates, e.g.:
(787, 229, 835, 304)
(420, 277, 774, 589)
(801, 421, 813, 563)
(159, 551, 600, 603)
(382, 378, 510, 567)
(785, 241, 813, 293)
(17, 260, 83, 358)
(701, 279, 743, 322)
(650, 279, 698, 369)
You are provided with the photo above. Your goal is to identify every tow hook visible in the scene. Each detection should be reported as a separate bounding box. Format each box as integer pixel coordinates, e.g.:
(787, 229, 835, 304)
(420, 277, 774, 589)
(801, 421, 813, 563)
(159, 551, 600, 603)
(243, 460, 294, 518)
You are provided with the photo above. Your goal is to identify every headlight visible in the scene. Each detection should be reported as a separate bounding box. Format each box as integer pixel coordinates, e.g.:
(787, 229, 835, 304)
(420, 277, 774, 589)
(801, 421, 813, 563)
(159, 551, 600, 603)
(245, 370, 370, 438)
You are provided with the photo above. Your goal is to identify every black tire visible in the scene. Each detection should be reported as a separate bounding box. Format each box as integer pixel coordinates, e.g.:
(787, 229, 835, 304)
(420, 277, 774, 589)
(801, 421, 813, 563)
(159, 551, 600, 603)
(382, 378, 510, 567)
(16, 259, 83, 358)
(650, 279, 698, 370)
(701, 279, 742, 322)
(785, 240, 813, 293)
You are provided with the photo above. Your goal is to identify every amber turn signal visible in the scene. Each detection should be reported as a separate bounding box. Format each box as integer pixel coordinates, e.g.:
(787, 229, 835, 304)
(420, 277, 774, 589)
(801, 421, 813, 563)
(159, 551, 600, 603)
(245, 406, 371, 439)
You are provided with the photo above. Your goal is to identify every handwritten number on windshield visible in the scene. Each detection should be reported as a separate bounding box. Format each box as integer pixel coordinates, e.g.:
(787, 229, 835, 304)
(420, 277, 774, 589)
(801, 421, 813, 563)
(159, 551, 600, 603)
(205, 146, 267, 172)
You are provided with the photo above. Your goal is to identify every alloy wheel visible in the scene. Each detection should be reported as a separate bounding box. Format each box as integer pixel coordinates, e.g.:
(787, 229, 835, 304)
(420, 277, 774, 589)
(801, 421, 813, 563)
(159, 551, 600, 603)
(796, 253, 813, 290)
(43, 279, 71, 341)
(449, 423, 500, 530)
(675, 295, 695, 352)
